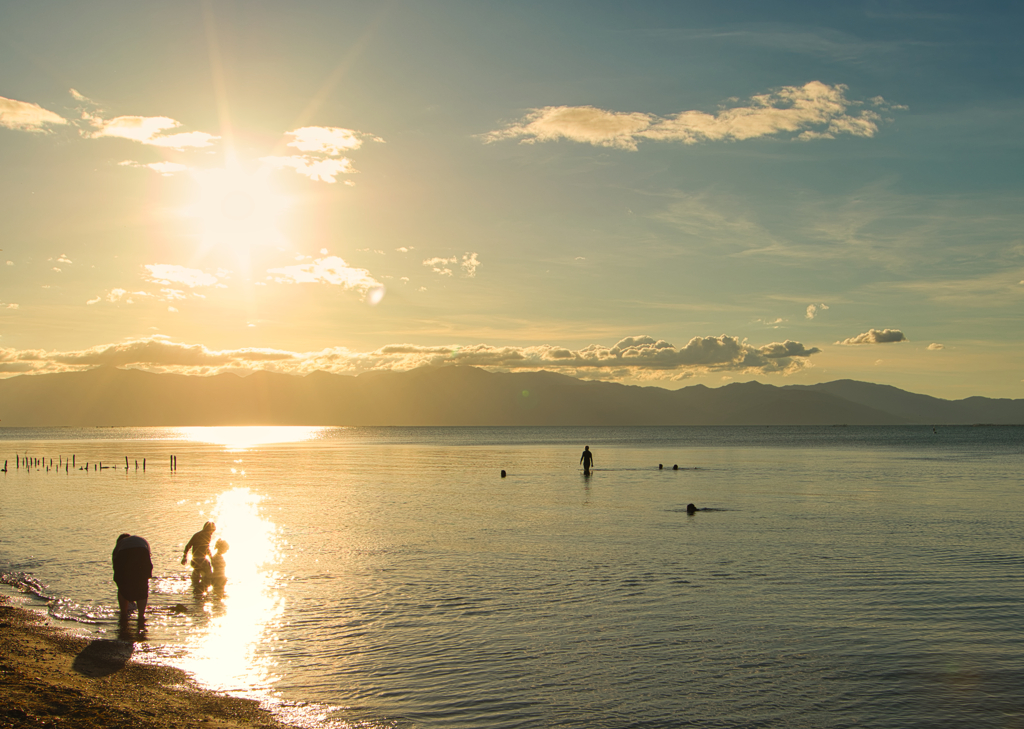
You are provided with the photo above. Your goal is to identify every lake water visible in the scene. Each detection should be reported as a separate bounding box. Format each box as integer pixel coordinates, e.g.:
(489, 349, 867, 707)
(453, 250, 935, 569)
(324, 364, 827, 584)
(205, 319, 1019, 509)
(1, 425, 1022, 728)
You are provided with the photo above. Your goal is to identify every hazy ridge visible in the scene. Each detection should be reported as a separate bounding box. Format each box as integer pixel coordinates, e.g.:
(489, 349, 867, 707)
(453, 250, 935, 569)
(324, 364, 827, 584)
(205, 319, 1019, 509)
(0, 365, 1021, 426)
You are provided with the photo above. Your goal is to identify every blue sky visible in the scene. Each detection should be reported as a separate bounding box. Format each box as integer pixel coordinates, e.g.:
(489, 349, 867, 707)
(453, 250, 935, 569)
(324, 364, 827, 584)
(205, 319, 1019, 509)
(1, 1, 1021, 398)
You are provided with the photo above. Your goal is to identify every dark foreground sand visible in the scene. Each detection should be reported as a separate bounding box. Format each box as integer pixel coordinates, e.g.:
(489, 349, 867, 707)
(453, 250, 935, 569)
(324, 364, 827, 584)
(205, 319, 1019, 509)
(0, 596, 293, 729)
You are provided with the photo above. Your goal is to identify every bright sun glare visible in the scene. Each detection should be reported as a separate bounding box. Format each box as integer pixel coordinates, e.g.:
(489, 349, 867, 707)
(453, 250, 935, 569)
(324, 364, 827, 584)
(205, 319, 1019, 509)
(177, 486, 284, 694)
(187, 166, 291, 259)
(174, 426, 325, 451)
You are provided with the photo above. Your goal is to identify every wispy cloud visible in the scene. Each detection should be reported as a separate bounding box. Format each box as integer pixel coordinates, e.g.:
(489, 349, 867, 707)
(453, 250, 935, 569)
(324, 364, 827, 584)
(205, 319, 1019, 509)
(835, 328, 907, 345)
(261, 155, 355, 184)
(0, 334, 821, 379)
(119, 160, 190, 176)
(884, 267, 1024, 306)
(86, 288, 151, 305)
(143, 264, 223, 288)
(0, 95, 67, 132)
(484, 82, 900, 150)
(267, 255, 381, 293)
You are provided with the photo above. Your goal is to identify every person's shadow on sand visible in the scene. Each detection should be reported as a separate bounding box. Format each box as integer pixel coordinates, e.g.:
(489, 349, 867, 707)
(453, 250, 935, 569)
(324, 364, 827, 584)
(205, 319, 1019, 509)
(72, 639, 134, 677)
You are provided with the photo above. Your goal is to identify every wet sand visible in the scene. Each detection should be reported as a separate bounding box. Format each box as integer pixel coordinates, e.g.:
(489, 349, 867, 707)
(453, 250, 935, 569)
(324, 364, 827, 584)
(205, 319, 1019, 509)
(0, 596, 292, 728)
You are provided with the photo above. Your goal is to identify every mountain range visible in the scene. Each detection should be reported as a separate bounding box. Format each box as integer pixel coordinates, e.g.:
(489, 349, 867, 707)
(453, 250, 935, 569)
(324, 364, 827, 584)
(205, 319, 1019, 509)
(0, 365, 1021, 426)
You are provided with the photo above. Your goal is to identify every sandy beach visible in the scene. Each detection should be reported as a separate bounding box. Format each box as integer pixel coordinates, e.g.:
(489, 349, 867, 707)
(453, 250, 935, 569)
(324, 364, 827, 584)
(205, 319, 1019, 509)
(0, 595, 292, 729)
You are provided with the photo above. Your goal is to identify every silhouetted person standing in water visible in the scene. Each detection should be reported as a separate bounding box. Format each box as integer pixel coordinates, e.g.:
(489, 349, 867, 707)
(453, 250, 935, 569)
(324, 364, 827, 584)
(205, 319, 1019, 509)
(181, 521, 216, 587)
(580, 445, 594, 474)
(112, 533, 152, 629)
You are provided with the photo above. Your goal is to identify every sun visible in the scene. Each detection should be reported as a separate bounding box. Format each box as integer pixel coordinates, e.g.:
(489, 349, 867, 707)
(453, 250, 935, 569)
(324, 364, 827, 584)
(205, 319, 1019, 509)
(186, 164, 291, 262)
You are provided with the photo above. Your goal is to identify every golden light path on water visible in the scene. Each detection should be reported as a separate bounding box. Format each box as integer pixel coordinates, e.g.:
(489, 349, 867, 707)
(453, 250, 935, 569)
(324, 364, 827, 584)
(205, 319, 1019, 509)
(158, 426, 362, 727)
(173, 486, 285, 697)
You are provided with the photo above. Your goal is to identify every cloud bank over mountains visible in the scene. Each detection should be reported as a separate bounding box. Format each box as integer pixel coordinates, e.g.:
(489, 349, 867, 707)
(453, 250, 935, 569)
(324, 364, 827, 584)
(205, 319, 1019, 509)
(0, 334, 821, 380)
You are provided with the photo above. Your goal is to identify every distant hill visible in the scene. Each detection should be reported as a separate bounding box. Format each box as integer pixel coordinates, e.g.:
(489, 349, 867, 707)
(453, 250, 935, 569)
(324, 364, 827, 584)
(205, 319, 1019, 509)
(0, 365, 1021, 426)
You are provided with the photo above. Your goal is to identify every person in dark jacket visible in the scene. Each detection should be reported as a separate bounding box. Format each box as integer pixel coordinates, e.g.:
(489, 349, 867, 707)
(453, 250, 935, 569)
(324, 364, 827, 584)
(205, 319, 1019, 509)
(112, 533, 153, 628)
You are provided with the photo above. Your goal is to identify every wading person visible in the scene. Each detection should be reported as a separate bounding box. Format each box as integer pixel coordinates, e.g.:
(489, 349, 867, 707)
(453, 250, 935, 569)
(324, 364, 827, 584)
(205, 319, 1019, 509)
(112, 533, 153, 629)
(580, 445, 594, 475)
(181, 521, 216, 587)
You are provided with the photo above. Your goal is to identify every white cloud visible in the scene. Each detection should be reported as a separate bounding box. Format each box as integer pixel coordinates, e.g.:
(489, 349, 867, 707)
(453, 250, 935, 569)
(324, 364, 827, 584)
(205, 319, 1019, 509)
(86, 115, 218, 149)
(0, 95, 67, 132)
(485, 105, 654, 150)
(267, 255, 381, 292)
(57, 255, 72, 264)
(484, 82, 899, 150)
(423, 253, 481, 277)
(261, 155, 355, 184)
(835, 328, 907, 345)
(143, 264, 221, 288)
(805, 302, 829, 319)
(424, 256, 457, 276)
(927, 343, 945, 350)
(286, 126, 364, 155)
(461, 252, 481, 277)
(6, 303, 19, 310)
(5, 261, 12, 266)
(263, 126, 381, 184)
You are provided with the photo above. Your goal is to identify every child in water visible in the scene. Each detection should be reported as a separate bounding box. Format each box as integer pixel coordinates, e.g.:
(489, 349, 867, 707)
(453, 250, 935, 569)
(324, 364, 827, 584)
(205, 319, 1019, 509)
(211, 539, 230, 589)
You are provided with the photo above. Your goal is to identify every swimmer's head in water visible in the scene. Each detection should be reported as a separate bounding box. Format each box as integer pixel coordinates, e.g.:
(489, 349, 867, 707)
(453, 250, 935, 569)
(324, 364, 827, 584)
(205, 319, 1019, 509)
(686, 503, 697, 514)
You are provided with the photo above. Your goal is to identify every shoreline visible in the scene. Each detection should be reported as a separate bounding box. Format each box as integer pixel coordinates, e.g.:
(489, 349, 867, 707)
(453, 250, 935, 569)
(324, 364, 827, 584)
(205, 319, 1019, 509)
(0, 595, 294, 728)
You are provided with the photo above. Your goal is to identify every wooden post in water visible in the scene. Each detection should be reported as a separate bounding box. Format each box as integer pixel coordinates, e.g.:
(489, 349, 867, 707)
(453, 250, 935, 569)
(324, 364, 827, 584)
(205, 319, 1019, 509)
(143, 458, 146, 471)
(73, 455, 75, 468)
(126, 456, 129, 470)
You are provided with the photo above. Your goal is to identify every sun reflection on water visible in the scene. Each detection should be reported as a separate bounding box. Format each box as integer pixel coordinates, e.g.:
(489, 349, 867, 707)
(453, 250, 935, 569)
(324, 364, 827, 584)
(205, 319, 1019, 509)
(176, 487, 285, 695)
(173, 426, 326, 451)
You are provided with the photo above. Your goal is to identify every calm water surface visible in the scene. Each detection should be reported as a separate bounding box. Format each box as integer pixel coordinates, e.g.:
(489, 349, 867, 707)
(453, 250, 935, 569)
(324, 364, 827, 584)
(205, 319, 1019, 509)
(1, 426, 1022, 728)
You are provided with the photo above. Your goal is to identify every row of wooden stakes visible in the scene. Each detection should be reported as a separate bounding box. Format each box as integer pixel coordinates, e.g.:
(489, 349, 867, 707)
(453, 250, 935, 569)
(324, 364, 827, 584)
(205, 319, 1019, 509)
(1, 455, 179, 473)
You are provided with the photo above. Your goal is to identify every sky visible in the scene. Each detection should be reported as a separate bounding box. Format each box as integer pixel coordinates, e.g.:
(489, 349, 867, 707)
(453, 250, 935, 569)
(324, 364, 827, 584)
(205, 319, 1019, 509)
(1, 1, 1021, 400)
